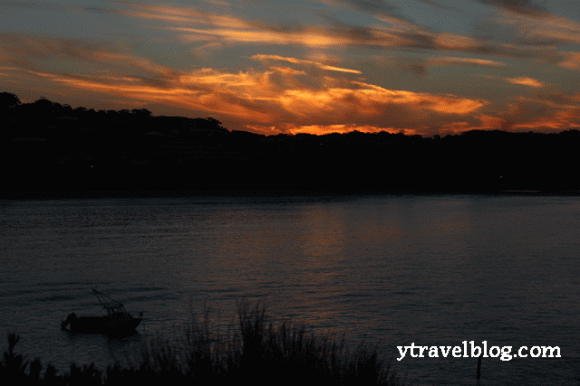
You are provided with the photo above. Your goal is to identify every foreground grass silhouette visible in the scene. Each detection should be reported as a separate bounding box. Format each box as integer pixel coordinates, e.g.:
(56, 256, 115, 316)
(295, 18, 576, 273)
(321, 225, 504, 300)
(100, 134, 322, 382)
(0, 301, 406, 386)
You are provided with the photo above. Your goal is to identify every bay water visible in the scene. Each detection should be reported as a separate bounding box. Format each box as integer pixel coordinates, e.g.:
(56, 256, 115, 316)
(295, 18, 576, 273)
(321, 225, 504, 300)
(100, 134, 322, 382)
(1, 195, 579, 385)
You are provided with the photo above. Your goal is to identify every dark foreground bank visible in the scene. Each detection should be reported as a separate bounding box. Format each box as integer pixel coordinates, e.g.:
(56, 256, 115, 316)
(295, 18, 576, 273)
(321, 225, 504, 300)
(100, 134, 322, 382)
(0, 301, 406, 386)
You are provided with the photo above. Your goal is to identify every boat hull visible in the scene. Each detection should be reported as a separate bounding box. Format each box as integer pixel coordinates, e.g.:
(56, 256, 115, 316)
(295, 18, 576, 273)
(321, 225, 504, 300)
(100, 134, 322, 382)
(61, 313, 142, 336)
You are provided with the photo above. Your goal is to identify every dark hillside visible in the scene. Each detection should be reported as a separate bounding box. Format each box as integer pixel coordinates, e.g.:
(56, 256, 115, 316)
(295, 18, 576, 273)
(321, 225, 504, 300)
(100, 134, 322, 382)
(2, 92, 579, 196)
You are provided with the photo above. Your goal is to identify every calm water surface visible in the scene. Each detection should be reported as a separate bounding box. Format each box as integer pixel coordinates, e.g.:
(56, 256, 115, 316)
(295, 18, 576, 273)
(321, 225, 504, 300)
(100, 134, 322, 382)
(1, 195, 579, 385)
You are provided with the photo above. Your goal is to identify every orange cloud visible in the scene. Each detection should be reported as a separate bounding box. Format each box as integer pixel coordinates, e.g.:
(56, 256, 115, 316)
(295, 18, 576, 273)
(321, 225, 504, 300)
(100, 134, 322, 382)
(0, 33, 177, 85)
(251, 54, 362, 74)
(174, 25, 359, 48)
(4, 17, 579, 138)
(508, 97, 580, 131)
(121, 3, 359, 48)
(21, 42, 486, 136)
(481, 75, 546, 88)
(116, 1, 564, 62)
(287, 124, 404, 136)
(428, 57, 507, 67)
(438, 96, 580, 134)
(0, 66, 19, 77)
(35, 71, 274, 123)
(16, 55, 580, 137)
(116, 3, 252, 29)
(1, 29, 486, 135)
(558, 52, 580, 70)
(492, 11, 580, 46)
(278, 82, 486, 118)
(271, 67, 307, 76)
(504, 77, 545, 88)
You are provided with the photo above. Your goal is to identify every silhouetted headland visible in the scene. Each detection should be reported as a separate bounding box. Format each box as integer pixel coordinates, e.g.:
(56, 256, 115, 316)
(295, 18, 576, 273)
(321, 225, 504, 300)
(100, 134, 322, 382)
(2, 91, 580, 198)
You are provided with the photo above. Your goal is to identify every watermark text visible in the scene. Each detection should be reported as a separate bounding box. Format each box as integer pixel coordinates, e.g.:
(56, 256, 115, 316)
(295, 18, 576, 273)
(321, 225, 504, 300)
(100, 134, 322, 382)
(397, 341, 561, 362)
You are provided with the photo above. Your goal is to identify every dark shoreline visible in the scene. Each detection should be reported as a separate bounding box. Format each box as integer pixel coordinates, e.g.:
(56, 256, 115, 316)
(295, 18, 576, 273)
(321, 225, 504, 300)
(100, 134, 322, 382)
(2, 189, 580, 200)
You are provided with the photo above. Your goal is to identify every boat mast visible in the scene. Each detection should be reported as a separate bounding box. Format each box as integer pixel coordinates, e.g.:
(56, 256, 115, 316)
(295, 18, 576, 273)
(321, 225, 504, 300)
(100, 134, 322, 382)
(92, 289, 128, 316)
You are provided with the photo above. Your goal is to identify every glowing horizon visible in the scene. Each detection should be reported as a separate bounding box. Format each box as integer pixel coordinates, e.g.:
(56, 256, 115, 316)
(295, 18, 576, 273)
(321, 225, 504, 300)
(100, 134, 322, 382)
(2, 0, 580, 136)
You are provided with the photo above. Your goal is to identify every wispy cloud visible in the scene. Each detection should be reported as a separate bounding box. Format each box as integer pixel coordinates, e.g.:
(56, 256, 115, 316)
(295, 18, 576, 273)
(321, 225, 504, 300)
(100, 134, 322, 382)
(507, 96, 580, 130)
(0, 33, 177, 85)
(504, 76, 545, 88)
(115, 2, 251, 28)
(481, 75, 546, 88)
(3, 0, 580, 136)
(116, 1, 567, 63)
(318, 0, 398, 16)
(558, 52, 580, 70)
(439, 96, 580, 134)
(367, 54, 507, 77)
(492, 12, 580, 46)
(475, 0, 549, 17)
(427, 56, 507, 67)
(251, 54, 362, 74)
(5, 31, 485, 136)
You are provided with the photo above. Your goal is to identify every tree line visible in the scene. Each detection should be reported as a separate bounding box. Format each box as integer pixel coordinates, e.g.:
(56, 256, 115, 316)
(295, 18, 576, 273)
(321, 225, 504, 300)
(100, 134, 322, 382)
(1, 91, 579, 196)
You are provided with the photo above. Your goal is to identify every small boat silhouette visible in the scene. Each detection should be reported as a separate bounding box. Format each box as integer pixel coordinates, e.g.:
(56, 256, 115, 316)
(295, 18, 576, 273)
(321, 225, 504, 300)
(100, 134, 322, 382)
(61, 289, 143, 336)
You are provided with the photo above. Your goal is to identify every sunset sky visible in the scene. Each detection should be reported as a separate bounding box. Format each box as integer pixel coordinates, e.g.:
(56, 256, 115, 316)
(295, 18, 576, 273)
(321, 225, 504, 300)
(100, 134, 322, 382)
(2, 0, 580, 136)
